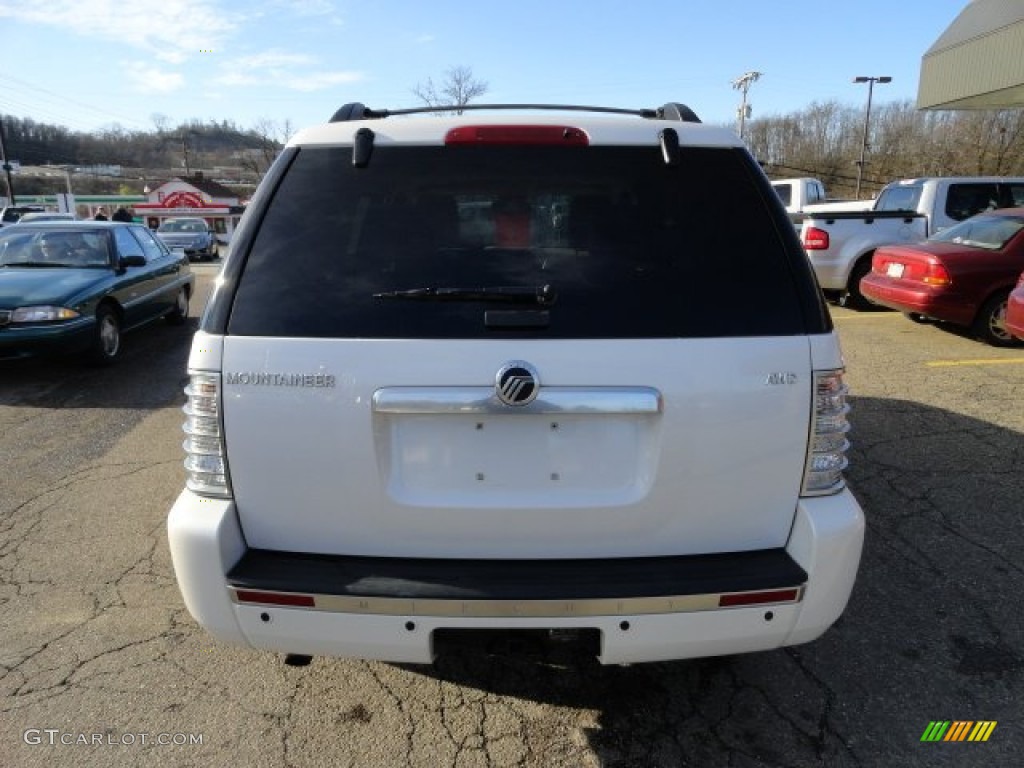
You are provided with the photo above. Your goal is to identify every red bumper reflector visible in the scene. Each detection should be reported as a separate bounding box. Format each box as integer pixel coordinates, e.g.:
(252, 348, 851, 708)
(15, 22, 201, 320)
(236, 590, 316, 607)
(445, 125, 589, 146)
(718, 588, 800, 607)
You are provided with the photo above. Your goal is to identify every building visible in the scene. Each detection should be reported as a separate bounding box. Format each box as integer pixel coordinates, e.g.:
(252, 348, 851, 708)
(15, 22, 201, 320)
(132, 173, 246, 244)
(918, 0, 1024, 109)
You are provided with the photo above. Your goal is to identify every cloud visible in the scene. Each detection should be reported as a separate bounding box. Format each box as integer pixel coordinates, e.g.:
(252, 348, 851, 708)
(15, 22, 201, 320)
(216, 48, 363, 92)
(249, 0, 343, 25)
(125, 64, 186, 94)
(0, 1, 234, 60)
(231, 51, 314, 70)
(266, 0, 338, 17)
(284, 71, 364, 92)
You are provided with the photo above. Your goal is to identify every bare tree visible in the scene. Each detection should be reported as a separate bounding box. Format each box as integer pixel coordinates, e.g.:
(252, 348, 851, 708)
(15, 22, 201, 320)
(746, 99, 1024, 199)
(412, 66, 488, 114)
(151, 113, 171, 135)
(955, 110, 1024, 175)
(239, 118, 294, 177)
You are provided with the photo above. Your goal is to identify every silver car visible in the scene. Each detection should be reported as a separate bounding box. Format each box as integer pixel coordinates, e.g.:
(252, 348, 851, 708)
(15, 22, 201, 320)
(156, 217, 218, 261)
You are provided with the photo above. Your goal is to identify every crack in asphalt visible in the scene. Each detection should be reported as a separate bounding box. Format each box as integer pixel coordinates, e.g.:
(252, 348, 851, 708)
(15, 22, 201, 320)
(3, 308, 1023, 766)
(783, 649, 863, 767)
(366, 662, 417, 765)
(1, 454, 186, 725)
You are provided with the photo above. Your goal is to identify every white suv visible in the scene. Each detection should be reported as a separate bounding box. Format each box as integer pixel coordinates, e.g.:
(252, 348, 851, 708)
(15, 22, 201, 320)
(168, 102, 864, 665)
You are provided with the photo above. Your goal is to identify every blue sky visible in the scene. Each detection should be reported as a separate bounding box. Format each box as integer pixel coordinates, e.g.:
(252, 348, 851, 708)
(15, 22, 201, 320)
(0, 0, 971, 137)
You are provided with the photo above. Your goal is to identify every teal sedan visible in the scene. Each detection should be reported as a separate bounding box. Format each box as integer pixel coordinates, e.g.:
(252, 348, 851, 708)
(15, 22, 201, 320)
(0, 222, 195, 363)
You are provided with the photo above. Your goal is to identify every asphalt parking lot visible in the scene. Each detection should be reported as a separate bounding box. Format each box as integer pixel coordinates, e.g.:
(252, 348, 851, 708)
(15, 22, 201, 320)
(1, 269, 1021, 767)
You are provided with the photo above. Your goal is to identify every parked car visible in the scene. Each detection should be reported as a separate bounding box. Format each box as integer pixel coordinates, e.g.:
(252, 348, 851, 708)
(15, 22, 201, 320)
(156, 217, 218, 261)
(770, 177, 834, 228)
(1005, 271, 1024, 340)
(13, 211, 77, 224)
(0, 205, 45, 229)
(0, 221, 195, 363)
(860, 207, 1024, 346)
(168, 100, 864, 667)
(802, 176, 1024, 308)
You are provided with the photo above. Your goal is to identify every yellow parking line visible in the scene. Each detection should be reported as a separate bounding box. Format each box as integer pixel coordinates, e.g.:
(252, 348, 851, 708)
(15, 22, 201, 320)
(926, 358, 1024, 367)
(831, 314, 900, 320)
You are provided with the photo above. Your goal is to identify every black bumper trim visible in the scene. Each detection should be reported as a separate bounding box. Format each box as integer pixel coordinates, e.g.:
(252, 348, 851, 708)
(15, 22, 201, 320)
(227, 548, 807, 602)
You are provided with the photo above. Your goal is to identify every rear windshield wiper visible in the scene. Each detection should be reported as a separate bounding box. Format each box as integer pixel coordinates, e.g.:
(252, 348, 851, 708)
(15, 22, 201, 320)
(374, 284, 556, 305)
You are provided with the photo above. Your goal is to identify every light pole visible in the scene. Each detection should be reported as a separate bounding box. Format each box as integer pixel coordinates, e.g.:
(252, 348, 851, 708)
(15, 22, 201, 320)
(853, 75, 891, 198)
(731, 71, 762, 141)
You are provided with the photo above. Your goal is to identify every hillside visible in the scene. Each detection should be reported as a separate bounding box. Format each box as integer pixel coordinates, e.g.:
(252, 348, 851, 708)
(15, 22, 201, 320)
(1, 115, 283, 197)
(3, 102, 1022, 201)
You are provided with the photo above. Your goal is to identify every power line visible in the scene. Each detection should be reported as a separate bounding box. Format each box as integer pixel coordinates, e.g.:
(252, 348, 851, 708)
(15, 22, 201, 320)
(0, 74, 152, 132)
(763, 161, 890, 189)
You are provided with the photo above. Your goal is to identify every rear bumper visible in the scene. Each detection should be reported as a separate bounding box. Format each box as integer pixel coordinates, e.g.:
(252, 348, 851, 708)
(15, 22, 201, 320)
(860, 274, 974, 325)
(159, 239, 215, 260)
(168, 490, 864, 664)
(804, 253, 850, 292)
(1006, 289, 1024, 339)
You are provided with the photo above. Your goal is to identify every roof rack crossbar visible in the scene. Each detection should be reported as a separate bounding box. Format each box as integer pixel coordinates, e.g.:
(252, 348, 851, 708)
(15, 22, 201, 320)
(329, 102, 701, 124)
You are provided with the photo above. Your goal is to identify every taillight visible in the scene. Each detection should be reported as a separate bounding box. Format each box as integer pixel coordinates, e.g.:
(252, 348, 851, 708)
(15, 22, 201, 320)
(444, 125, 589, 146)
(182, 372, 231, 498)
(921, 263, 951, 286)
(803, 227, 829, 250)
(802, 370, 850, 497)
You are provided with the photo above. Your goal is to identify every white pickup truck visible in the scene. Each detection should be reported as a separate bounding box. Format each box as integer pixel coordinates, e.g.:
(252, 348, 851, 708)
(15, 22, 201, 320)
(801, 176, 1024, 307)
(770, 179, 856, 227)
(771, 177, 826, 212)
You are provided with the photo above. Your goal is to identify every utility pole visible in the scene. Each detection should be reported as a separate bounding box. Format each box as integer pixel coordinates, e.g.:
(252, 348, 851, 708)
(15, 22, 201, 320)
(853, 75, 891, 198)
(0, 117, 16, 205)
(181, 133, 192, 177)
(731, 71, 762, 141)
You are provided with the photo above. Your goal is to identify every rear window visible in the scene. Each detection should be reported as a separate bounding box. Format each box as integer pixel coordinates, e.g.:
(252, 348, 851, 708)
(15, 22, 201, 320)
(772, 183, 792, 207)
(227, 145, 808, 339)
(929, 213, 1024, 250)
(944, 183, 1000, 222)
(160, 219, 208, 233)
(875, 183, 923, 212)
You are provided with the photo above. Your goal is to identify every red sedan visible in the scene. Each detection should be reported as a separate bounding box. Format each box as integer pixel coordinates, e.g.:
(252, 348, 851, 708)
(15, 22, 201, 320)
(1007, 271, 1024, 340)
(860, 207, 1024, 346)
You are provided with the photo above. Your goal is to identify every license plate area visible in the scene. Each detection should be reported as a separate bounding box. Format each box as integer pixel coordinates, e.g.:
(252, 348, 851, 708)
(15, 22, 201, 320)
(377, 412, 658, 508)
(433, 628, 601, 664)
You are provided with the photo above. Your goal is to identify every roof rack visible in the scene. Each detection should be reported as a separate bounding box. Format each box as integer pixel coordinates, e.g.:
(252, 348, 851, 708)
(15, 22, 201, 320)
(329, 102, 701, 124)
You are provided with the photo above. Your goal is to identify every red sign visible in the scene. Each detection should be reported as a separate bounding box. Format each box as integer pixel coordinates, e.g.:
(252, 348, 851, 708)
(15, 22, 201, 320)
(162, 191, 205, 209)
